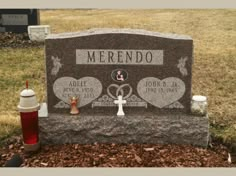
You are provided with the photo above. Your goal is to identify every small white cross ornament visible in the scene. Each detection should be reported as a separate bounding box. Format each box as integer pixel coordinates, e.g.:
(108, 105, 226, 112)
(114, 95, 126, 116)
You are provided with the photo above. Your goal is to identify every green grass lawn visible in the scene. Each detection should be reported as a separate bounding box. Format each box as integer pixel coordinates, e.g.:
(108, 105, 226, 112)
(0, 9, 235, 143)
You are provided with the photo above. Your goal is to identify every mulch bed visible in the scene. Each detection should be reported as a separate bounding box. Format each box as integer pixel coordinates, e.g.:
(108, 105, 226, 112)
(0, 32, 44, 48)
(0, 135, 235, 167)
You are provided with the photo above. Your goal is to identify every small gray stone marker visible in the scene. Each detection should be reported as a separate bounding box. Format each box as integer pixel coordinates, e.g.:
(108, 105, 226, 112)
(28, 25, 51, 42)
(38, 103, 48, 118)
(40, 28, 209, 147)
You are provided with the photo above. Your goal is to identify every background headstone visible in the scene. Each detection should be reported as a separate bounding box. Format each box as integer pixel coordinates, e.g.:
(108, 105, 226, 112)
(0, 9, 40, 33)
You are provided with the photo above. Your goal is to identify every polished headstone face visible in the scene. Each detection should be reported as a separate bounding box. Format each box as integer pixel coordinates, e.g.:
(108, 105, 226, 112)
(45, 29, 193, 115)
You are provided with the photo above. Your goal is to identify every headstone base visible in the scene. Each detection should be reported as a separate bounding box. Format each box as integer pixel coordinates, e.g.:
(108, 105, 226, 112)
(39, 112, 209, 147)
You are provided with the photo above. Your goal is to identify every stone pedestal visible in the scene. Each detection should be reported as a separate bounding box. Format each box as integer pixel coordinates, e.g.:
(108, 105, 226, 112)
(39, 113, 209, 147)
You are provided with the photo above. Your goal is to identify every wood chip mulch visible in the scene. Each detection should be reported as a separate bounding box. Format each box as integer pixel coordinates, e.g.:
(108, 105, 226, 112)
(0, 136, 235, 167)
(0, 32, 43, 48)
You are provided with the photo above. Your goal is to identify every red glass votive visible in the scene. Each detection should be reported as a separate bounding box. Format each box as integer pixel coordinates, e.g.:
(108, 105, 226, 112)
(20, 111, 39, 144)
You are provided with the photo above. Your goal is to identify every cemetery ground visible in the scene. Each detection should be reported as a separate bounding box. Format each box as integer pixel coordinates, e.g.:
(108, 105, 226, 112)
(0, 9, 235, 167)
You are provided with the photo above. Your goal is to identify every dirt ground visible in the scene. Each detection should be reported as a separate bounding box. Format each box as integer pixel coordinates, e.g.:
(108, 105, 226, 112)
(0, 135, 235, 167)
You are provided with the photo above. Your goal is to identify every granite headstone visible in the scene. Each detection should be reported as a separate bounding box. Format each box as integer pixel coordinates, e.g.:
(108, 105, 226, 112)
(0, 9, 40, 33)
(40, 29, 209, 147)
(45, 29, 193, 115)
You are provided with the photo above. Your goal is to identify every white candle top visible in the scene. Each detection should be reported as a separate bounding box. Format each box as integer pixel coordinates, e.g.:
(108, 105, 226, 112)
(192, 95, 207, 102)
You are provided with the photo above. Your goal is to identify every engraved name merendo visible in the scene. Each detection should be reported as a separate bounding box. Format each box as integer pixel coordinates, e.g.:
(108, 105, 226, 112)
(76, 49, 164, 65)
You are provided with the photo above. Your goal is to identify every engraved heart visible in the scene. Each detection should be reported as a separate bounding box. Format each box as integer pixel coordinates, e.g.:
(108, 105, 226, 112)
(137, 77, 185, 108)
(53, 77, 102, 107)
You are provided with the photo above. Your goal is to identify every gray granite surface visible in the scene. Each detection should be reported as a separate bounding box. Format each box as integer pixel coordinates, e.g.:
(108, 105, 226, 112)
(46, 28, 192, 40)
(39, 113, 209, 147)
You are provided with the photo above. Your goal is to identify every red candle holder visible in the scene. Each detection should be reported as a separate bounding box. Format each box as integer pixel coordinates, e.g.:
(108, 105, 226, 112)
(18, 81, 40, 152)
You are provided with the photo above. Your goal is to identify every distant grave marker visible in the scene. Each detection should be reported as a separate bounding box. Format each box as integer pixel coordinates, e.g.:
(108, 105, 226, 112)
(28, 25, 51, 42)
(0, 9, 40, 33)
